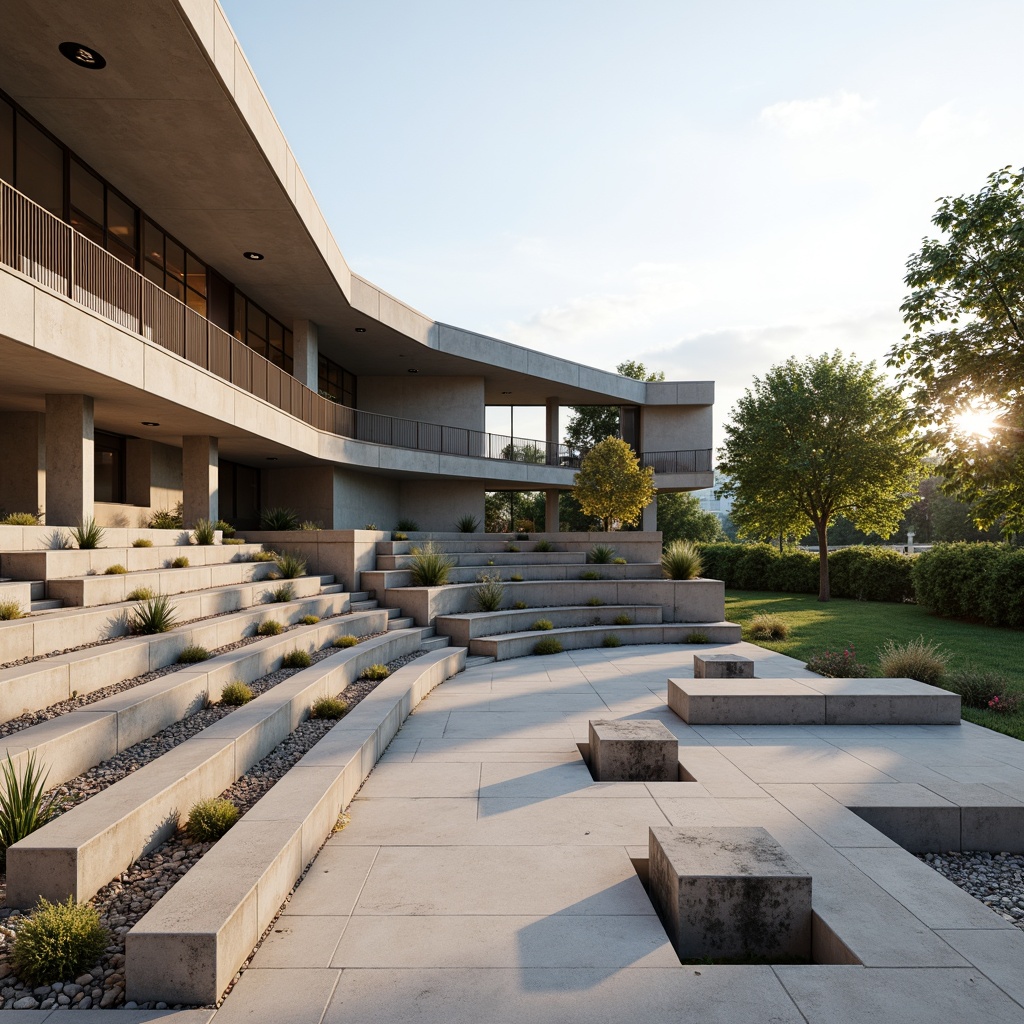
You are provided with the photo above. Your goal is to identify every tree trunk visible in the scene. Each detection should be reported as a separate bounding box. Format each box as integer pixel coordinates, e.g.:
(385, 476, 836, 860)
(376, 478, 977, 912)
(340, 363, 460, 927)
(815, 519, 830, 602)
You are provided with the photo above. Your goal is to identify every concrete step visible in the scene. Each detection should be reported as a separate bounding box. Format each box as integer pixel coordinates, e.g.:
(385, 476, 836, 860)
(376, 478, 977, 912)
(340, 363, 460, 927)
(386, 607, 402, 619)
(349, 592, 370, 602)
(0, 580, 32, 614)
(419, 635, 451, 652)
(363, 563, 663, 592)
(29, 599, 62, 612)
(375, 551, 586, 569)
(319, 583, 345, 595)
(29, 581, 45, 601)
(350, 599, 378, 612)
(464, 655, 496, 668)
(388, 616, 415, 630)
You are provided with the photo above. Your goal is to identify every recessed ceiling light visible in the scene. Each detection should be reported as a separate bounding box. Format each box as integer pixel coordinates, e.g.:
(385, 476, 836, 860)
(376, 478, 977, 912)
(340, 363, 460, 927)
(243, 251, 264, 261)
(59, 42, 106, 70)
(407, 368, 419, 374)
(354, 327, 367, 333)
(141, 421, 159, 426)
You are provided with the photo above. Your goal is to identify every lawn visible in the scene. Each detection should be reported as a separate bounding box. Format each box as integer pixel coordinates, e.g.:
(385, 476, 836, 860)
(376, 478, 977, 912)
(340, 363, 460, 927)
(725, 589, 1024, 739)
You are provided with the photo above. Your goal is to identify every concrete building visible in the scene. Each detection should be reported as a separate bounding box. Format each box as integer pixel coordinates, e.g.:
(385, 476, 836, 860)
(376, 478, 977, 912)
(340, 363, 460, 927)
(0, 2, 713, 534)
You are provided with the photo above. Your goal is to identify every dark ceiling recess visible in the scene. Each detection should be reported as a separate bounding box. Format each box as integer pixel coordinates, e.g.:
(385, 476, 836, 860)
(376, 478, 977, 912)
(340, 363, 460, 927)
(59, 42, 106, 69)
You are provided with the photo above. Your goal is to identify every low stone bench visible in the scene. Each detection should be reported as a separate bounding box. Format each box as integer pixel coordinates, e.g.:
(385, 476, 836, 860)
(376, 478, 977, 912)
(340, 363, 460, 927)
(693, 653, 754, 678)
(588, 719, 678, 782)
(649, 826, 812, 961)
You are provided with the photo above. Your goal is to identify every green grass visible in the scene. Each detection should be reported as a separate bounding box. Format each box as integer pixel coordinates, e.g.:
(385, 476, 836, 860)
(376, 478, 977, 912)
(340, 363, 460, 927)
(726, 589, 1024, 739)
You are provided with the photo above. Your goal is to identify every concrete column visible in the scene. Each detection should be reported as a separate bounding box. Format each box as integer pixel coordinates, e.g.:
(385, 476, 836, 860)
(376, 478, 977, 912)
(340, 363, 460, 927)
(545, 490, 560, 534)
(0, 412, 45, 516)
(45, 394, 94, 527)
(545, 397, 560, 465)
(126, 439, 153, 508)
(292, 319, 319, 392)
(182, 436, 218, 526)
(642, 494, 658, 533)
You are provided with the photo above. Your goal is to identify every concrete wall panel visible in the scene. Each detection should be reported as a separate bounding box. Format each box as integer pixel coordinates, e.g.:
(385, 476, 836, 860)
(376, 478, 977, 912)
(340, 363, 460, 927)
(358, 376, 485, 431)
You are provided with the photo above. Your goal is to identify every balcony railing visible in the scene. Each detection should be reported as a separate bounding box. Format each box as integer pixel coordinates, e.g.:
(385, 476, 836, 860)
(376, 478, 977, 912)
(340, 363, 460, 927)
(640, 449, 713, 474)
(0, 178, 708, 475)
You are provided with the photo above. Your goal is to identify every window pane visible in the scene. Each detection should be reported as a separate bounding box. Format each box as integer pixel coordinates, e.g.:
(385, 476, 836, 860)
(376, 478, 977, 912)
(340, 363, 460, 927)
(71, 213, 104, 246)
(144, 220, 163, 266)
(106, 191, 136, 252)
(144, 259, 163, 286)
(108, 238, 136, 268)
(268, 319, 283, 352)
(247, 301, 266, 339)
(70, 160, 103, 224)
(165, 276, 184, 301)
(247, 331, 267, 356)
(233, 291, 245, 340)
(283, 329, 293, 361)
(186, 289, 207, 317)
(0, 99, 12, 183)
(165, 238, 184, 281)
(15, 115, 63, 215)
(186, 252, 206, 297)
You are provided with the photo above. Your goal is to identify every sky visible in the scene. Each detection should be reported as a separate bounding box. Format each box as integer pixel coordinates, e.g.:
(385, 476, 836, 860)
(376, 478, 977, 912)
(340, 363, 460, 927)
(220, 0, 1024, 447)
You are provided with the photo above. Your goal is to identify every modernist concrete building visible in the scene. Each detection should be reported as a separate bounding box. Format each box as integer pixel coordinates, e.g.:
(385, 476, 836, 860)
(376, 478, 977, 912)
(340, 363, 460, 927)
(0, 2, 713, 533)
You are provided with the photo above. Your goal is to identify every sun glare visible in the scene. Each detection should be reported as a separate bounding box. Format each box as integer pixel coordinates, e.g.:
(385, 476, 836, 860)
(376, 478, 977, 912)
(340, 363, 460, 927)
(954, 405, 1002, 439)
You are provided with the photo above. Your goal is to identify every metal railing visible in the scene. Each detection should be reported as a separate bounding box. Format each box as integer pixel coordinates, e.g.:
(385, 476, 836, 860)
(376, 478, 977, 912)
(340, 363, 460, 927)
(0, 178, 706, 474)
(640, 448, 713, 474)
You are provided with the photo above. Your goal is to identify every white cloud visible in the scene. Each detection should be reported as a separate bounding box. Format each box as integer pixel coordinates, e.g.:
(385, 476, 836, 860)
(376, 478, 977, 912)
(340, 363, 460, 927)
(759, 91, 875, 138)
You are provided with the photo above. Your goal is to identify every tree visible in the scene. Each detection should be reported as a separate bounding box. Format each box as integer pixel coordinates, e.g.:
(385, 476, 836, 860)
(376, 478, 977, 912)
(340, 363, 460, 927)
(657, 492, 724, 544)
(718, 352, 925, 601)
(573, 436, 656, 531)
(888, 166, 1024, 533)
(564, 361, 665, 452)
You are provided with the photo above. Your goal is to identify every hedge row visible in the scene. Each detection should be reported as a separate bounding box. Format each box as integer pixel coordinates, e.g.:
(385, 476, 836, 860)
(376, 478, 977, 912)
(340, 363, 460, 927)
(912, 543, 1024, 628)
(697, 543, 915, 603)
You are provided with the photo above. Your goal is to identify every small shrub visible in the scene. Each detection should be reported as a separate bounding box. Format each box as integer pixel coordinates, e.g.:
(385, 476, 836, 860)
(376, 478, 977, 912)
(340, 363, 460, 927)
(223, 537, 245, 545)
(456, 514, 480, 533)
(11, 896, 109, 985)
(46, 529, 72, 550)
(612, 557, 627, 564)
(987, 693, 1022, 715)
(662, 540, 702, 580)
(603, 634, 622, 647)
(0, 752, 56, 865)
(126, 586, 156, 601)
(395, 518, 419, 532)
(614, 613, 633, 625)
(311, 696, 349, 720)
(257, 619, 283, 636)
(272, 551, 307, 579)
(177, 644, 211, 664)
(409, 543, 456, 586)
(130, 595, 177, 634)
(148, 503, 183, 529)
(0, 601, 24, 621)
(685, 631, 710, 643)
(749, 613, 790, 641)
(532, 619, 554, 631)
(487, 560, 495, 566)
(251, 550, 277, 562)
(299, 520, 323, 531)
(104, 563, 127, 575)
(191, 518, 216, 545)
(941, 666, 1013, 710)
(806, 644, 871, 678)
(589, 544, 615, 564)
(71, 517, 104, 550)
(259, 507, 299, 531)
(877, 636, 949, 685)
(361, 663, 391, 681)
(221, 681, 254, 706)
(534, 539, 553, 552)
(393, 532, 408, 541)
(474, 573, 505, 612)
(533, 637, 564, 655)
(270, 583, 296, 603)
(586, 597, 604, 607)
(513, 600, 527, 609)
(1, 511, 40, 526)
(300, 614, 320, 625)
(333, 634, 359, 648)
(364, 522, 378, 530)
(581, 570, 602, 580)
(170, 555, 190, 568)
(507, 544, 521, 553)
(213, 519, 235, 538)
(185, 797, 240, 841)
(131, 538, 154, 548)
(282, 649, 312, 669)
(510, 573, 524, 582)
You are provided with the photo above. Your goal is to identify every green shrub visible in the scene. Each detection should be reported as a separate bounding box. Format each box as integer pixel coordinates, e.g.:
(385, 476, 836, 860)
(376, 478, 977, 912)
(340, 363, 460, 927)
(589, 544, 615, 564)
(299, 520, 323, 531)
(830, 546, 914, 603)
(769, 550, 818, 593)
(2, 511, 40, 526)
(586, 597, 604, 606)
(685, 631, 710, 643)
(257, 619, 283, 636)
(11, 897, 109, 985)
(0, 600, 24, 620)
(735, 543, 777, 590)
(456, 514, 480, 533)
(311, 696, 349, 720)
(662, 540, 702, 580)
(131, 538, 154, 548)
(170, 555, 190, 568)
(223, 537, 245, 545)
(282, 649, 312, 669)
(71, 517, 104, 550)
(270, 583, 295, 603)
(259, 507, 299, 531)
(512, 600, 528, 609)
(272, 551, 307, 579)
(697, 543, 747, 587)
(393, 532, 408, 541)
(534, 539, 553, 552)
(361, 663, 390, 681)
(510, 573, 524, 582)
(177, 644, 211, 664)
(749, 613, 790, 641)
(191, 518, 216, 545)
(614, 613, 633, 625)
(612, 557, 627, 564)
(877, 635, 949, 685)
(409, 543, 456, 586)
(127, 586, 156, 601)
(364, 523, 378, 531)
(185, 797, 240, 841)
(213, 519, 235, 538)
(130, 595, 177, 634)
(581, 570, 602, 580)
(221, 681, 254, 706)
(507, 544, 521, 553)
(251, 550, 277, 562)
(474, 573, 505, 612)
(300, 614, 320, 625)
(913, 543, 1024, 627)
(0, 752, 56, 865)
(806, 644, 870, 678)
(603, 634, 622, 647)
(531, 619, 554, 631)
(533, 637, 564, 655)
(148, 502, 183, 529)
(333, 634, 359, 648)
(104, 563, 127, 575)
(395, 518, 419, 532)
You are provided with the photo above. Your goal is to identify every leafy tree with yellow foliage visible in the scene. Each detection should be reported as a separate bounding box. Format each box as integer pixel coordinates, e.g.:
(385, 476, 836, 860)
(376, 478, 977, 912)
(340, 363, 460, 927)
(573, 436, 656, 530)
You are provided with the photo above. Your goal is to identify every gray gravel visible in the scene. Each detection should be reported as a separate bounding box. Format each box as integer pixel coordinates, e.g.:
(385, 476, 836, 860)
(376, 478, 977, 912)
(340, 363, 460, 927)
(920, 850, 1024, 927)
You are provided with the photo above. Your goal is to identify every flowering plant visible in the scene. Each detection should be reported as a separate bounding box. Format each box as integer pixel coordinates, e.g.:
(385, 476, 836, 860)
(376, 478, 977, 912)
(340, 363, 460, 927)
(806, 643, 871, 678)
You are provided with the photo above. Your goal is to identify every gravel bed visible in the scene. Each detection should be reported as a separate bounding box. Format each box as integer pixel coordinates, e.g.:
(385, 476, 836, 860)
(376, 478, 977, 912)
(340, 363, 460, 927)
(920, 851, 1024, 927)
(0, 648, 425, 1010)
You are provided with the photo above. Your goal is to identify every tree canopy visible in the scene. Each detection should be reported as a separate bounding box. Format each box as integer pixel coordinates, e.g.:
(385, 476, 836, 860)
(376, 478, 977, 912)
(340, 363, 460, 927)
(718, 351, 925, 600)
(573, 436, 656, 530)
(888, 166, 1024, 533)
(564, 360, 664, 452)
(657, 492, 724, 544)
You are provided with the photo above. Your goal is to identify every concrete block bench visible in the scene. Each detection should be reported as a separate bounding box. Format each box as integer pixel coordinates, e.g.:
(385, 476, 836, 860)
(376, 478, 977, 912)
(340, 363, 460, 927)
(649, 826, 812, 961)
(588, 719, 679, 781)
(693, 653, 754, 678)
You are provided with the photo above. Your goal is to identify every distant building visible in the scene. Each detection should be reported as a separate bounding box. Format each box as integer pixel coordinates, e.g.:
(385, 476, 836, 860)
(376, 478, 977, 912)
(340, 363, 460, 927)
(693, 471, 733, 521)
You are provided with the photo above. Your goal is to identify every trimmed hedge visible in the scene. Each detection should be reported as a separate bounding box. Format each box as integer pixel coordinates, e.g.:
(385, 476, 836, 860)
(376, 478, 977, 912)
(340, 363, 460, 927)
(698, 543, 914, 603)
(913, 543, 1024, 627)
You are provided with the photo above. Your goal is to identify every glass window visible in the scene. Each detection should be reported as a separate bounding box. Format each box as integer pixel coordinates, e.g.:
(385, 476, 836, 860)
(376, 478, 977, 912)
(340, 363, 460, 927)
(144, 219, 164, 267)
(165, 239, 184, 282)
(106, 191, 136, 254)
(247, 301, 266, 339)
(70, 160, 103, 225)
(93, 431, 125, 504)
(15, 114, 63, 215)
(0, 98, 12, 183)
(186, 289, 207, 316)
(186, 252, 206, 297)
(144, 259, 163, 287)
(233, 291, 245, 340)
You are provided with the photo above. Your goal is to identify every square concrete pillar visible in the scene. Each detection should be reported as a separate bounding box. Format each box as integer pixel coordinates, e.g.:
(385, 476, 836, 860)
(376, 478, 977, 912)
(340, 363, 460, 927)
(182, 436, 218, 527)
(649, 826, 812, 962)
(694, 653, 754, 679)
(0, 412, 44, 516)
(642, 495, 658, 532)
(126, 439, 153, 508)
(545, 490, 560, 533)
(292, 319, 319, 392)
(45, 394, 94, 527)
(588, 719, 678, 782)
(545, 397, 560, 466)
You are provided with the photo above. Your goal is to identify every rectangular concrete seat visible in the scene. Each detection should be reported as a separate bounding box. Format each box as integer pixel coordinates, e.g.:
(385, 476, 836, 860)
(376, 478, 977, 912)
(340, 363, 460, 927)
(693, 653, 754, 678)
(588, 719, 678, 781)
(649, 826, 812, 961)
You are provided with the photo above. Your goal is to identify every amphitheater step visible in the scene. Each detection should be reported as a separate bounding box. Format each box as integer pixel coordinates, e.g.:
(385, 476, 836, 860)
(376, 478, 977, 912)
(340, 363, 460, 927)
(419, 635, 451, 652)
(29, 581, 45, 601)
(350, 600, 378, 612)
(375, 551, 586, 569)
(29, 599, 62, 612)
(464, 654, 496, 668)
(388, 616, 415, 630)
(363, 563, 663, 591)
(319, 583, 345, 595)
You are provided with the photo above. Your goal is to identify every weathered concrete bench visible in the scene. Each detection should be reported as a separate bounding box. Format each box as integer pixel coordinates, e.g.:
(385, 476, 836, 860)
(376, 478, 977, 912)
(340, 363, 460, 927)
(648, 825, 812, 961)
(588, 719, 678, 781)
(693, 653, 754, 678)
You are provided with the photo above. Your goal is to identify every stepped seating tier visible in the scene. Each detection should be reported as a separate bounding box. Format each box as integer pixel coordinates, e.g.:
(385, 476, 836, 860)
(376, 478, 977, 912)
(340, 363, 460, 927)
(0, 609, 389, 790)
(5, 628, 428, 907)
(0, 527, 208, 553)
(363, 562, 663, 592)
(374, 551, 586, 569)
(0, 579, 34, 614)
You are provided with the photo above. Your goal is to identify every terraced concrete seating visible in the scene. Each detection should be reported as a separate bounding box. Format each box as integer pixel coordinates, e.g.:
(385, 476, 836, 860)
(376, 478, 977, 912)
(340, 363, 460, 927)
(5, 628, 428, 907)
(374, 551, 586, 569)
(0, 579, 33, 613)
(0, 608, 388, 788)
(668, 677, 961, 726)
(471, 622, 742, 660)
(363, 562, 663, 591)
(0, 527, 196, 553)
(125, 646, 466, 1007)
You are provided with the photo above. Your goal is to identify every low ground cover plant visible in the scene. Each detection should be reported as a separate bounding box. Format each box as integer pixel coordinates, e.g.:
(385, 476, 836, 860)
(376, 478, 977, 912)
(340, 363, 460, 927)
(282, 649, 312, 669)
(0, 601, 23, 621)
(333, 634, 359, 648)
(132, 538, 153, 548)
(311, 696, 349, 720)
(250, 550, 277, 562)
(104, 563, 127, 575)
(393, 532, 408, 541)
(614, 613, 633, 625)
(603, 634, 622, 647)
(177, 644, 210, 664)
(130, 595, 177, 634)
(1, 512, 40, 526)
(12, 897, 109, 985)
(185, 797, 240, 841)
(409, 543, 456, 586)
(685, 631, 710, 643)
(749, 613, 789, 641)
(257, 620, 283, 636)
(806, 644, 870, 678)
(127, 586, 156, 601)
(510, 573, 524, 582)
(213, 519, 235, 538)
(513, 600, 528, 609)
(148, 503, 183, 529)
(299, 520, 322, 531)
(662, 540, 702, 580)
(270, 583, 295, 603)
(586, 597, 604, 607)
(221, 681, 254, 706)
(580, 570, 602, 580)
(533, 637, 564, 655)
(474, 574, 505, 612)
(534, 539, 553, 552)
(71, 518, 104, 550)
(300, 614, 320, 625)
(170, 555, 190, 568)
(271, 551, 307, 579)
(361, 663, 390, 681)
(531, 619, 554, 631)
(877, 636, 948, 685)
